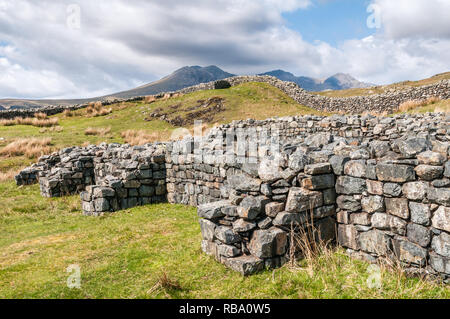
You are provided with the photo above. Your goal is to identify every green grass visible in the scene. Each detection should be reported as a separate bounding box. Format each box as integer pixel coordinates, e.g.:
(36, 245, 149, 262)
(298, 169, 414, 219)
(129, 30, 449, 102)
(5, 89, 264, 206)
(0, 181, 448, 299)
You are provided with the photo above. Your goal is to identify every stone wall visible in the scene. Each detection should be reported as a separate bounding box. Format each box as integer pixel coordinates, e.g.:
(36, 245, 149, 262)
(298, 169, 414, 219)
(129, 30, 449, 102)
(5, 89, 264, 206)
(335, 139, 450, 277)
(2, 76, 449, 119)
(15, 112, 449, 280)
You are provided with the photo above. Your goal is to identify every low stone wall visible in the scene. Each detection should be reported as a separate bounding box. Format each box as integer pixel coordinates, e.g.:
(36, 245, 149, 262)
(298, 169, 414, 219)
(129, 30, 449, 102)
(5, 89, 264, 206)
(180, 76, 450, 114)
(198, 158, 337, 275)
(15, 113, 449, 281)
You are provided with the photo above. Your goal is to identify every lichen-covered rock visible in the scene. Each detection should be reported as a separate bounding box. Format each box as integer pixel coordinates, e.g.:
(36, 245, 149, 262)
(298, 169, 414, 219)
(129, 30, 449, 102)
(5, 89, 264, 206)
(232, 219, 257, 233)
(409, 202, 431, 226)
(385, 197, 409, 220)
(329, 155, 350, 175)
(359, 230, 391, 255)
(335, 176, 366, 195)
(199, 219, 216, 241)
(361, 195, 385, 213)
(285, 187, 323, 212)
(397, 138, 432, 158)
(265, 202, 285, 217)
(414, 165, 444, 181)
(417, 151, 446, 166)
(301, 174, 335, 190)
(223, 255, 264, 276)
(238, 196, 270, 220)
(371, 212, 407, 235)
(344, 160, 367, 178)
(407, 223, 431, 248)
(402, 182, 428, 201)
(337, 195, 361, 212)
(431, 233, 450, 258)
(338, 224, 359, 250)
(272, 212, 306, 226)
(198, 201, 229, 219)
(376, 164, 416, 183)
(215, 226, 241, 245)
(249, 228, 287, 259)
(383, 183, 402, 197)
(432, 206, 450, 233)
(304, 163, 332, 175)
(393, 239, 428, 266)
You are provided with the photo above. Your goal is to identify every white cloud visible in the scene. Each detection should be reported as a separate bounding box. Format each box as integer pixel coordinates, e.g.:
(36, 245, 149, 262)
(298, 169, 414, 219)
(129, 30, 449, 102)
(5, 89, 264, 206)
(374, 0, 450, 39)
(0, 0, 448, 99)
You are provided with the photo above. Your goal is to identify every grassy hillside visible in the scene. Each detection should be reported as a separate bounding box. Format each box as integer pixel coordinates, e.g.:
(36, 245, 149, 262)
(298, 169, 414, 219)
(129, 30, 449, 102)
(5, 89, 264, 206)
(0, 181, 448, 299)
(314, 72, 450, 98)
(0, 82, 324, 177)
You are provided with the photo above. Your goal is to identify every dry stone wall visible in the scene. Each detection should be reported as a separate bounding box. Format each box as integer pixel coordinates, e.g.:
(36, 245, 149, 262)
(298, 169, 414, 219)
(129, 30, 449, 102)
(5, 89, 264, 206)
(15, 112, 450, 281)
(2, 76, 449, 119)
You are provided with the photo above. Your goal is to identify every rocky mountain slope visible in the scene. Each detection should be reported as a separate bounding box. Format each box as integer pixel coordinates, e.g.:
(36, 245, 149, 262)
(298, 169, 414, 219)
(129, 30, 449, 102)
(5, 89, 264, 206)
(260, 70, 374, 91)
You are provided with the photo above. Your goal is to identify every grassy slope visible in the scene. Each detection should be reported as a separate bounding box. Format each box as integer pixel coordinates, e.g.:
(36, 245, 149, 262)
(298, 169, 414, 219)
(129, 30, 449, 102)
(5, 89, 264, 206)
(314, 72, 450, 98)
(0, 82, 323, 174)
(0, 181, 448, 299)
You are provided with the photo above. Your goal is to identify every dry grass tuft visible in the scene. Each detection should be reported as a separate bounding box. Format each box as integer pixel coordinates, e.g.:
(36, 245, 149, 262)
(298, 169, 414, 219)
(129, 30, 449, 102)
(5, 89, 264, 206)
(34, 112, 48, 120)
(0, 117, 59, 127)
(144, 96, 157, 104)
(0, 138, 53, 159)
(85, 102, 112, 117)
(121, 130, 165, 145)
(39, 126, 63, 134)
(63, 109, 74, 117)
(84, 127, 111, 136)
(0, 169, 20, 182)
(398, 96, 441, 112)
(147, 272, 182, 295)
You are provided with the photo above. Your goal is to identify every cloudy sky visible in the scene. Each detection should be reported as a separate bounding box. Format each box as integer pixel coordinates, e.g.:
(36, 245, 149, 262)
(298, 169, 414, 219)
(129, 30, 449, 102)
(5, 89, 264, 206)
(0, 0, 449, 99)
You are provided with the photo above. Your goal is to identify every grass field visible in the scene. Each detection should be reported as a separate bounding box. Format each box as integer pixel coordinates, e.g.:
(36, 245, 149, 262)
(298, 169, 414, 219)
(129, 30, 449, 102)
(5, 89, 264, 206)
(0, 181, 448, 299)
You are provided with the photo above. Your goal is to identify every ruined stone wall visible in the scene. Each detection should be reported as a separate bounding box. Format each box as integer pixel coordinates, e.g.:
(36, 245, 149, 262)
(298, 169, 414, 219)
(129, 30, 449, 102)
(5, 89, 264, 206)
(335, 138, 450, 278)
(15, 113, 449, 280)
(180, 76, 450, 114)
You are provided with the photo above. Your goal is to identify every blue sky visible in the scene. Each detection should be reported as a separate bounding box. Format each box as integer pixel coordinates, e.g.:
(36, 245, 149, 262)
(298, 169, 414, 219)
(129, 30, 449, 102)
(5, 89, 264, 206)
(0, 0, 449, 99)
(284, 0, 374, 46)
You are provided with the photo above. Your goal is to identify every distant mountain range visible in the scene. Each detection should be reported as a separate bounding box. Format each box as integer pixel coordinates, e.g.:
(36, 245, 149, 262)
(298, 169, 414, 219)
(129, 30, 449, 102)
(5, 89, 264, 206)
(259, 70, 374, 91)
(0, 65, 373, 110)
